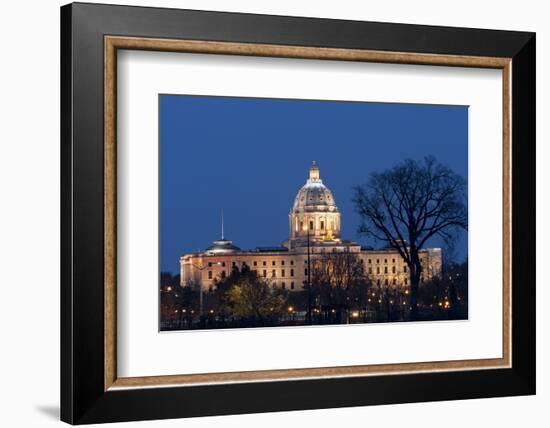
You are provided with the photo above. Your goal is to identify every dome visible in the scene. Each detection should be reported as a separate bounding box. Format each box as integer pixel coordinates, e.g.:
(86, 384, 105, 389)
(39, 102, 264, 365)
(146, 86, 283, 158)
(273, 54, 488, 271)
(287, 161, 341, 246)
(292, 161, 338, 214)
(205, 239, 241, 255)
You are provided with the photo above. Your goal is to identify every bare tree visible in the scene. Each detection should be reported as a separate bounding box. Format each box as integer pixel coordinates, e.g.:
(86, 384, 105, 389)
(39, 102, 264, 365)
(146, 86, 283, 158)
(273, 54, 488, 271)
(311, 251, 367, 321)
(353, 156, 467, 320)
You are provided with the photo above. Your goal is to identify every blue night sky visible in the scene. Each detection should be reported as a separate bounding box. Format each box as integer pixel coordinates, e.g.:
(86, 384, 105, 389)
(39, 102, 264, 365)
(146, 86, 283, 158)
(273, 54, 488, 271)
(160, 95, 468, 274)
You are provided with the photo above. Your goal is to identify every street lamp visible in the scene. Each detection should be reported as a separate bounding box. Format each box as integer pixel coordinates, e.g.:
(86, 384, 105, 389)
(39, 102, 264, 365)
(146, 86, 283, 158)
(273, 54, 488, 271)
(306, 225, 312, 324)
(187, 261, 222, 320)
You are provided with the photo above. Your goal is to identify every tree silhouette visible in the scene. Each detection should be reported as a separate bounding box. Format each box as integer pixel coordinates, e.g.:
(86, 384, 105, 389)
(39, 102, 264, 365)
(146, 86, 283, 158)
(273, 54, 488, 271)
(353, 156, 467, 320)
(310, 251, 369, 322)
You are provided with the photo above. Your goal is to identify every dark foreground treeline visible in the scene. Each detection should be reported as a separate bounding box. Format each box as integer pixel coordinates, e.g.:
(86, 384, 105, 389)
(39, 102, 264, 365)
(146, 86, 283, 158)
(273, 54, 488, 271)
(160, 259, 468, 331)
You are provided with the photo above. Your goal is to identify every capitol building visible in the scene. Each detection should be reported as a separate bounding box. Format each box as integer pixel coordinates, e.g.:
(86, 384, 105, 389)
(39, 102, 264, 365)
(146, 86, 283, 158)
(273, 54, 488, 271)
(180, 162, 441, 291)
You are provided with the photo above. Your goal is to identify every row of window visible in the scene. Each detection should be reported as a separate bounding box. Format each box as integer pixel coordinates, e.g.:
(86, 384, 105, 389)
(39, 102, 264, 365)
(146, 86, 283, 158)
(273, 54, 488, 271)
(367, 257, 424, 264)
(206, 266, 420, 279)
(376, 278, 408, 286)
(261, 269, 295, 278)
(206, 257, 427, 269)
(207, 269, 298, 280)
(368, 266, 406, 274)
(207, 269, 423, 285)
(208, 260, 296, 268)
(295, 218, 338, 232)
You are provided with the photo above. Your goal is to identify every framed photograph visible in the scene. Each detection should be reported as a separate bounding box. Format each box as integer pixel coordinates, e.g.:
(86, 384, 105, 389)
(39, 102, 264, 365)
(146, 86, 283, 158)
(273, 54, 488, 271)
(61, 2, 535, 424)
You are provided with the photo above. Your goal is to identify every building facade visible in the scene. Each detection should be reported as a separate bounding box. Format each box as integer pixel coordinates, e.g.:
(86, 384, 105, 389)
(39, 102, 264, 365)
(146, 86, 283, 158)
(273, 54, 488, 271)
(180, 162, 442, 291)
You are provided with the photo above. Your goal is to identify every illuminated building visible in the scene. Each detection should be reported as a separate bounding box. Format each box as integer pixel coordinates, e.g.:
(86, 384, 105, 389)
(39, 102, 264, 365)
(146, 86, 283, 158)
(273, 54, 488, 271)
(180, 162, 442, 291)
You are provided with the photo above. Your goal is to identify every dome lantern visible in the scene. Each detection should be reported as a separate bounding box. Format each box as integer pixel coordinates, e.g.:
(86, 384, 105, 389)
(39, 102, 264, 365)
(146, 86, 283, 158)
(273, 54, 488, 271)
(309, 160, 320, 182)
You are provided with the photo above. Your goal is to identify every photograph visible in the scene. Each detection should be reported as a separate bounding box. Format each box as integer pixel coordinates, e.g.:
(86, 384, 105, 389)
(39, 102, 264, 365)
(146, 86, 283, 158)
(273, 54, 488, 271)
(159, 95, 469, 331)
(54, 1, 537, 424)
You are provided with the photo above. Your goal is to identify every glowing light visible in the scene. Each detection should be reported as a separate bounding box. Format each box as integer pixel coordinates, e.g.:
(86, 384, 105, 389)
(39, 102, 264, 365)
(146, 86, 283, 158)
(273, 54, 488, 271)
(351, 311, 359, 318)
(288, 306, 294, 313)
(167, 286, 172, 292)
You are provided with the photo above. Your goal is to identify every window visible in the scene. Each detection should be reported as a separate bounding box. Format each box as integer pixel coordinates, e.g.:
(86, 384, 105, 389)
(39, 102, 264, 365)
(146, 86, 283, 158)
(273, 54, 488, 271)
(290, 282, 295, 290)
(222, 261, 226, 267)
(368, 267, 372, 274)
(290, 269, 294, 277)
(281, 269, 285, 277)
(377, 279, 381, 286)
(376, 267, 380, 274)
(305, 268, 308, 276)
(384, 266, 388, 274)
(290, 260, 294, 265)
(242, 261, 246, 266)
(300, 221, 303, 230)
(393, 278, 396, 285)
(272, 270, 276, 278)
(221, 270, 226, 278)
(309, 220, 314, 230)
(208, 262, 212, 267)
(404, 265, 408, 273)
(384, 258, 388, 263)
(263, 261, 267, 266)
(385, 279, 389, 286)
(263, 270, 267, 277)
(368, 258, 372, 264)
(281, 260, 285, 266)
(232, 261, 236, 267)
(272, 260, 276, 266)
(281, 282, 286, 290)
(392, 266, 396, 274)
(320, 221, 324, 230)
(208, 271, 212, 279)
(253, 261, 257, 266)
(392, 258, 396, 263)
(376, 259, 380, 264)
(404, 278, 408, 285)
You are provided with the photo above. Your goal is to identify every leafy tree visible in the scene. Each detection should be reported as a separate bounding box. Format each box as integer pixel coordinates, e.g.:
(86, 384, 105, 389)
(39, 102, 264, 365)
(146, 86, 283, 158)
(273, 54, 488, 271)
(353, 157, 467, 320)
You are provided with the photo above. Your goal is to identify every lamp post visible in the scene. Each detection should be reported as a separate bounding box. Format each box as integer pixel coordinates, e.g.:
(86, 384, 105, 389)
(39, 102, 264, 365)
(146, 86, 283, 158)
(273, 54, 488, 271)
(307, 225, 312, 325)
(188, 261, 221, 323)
